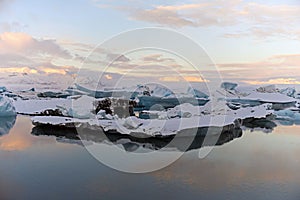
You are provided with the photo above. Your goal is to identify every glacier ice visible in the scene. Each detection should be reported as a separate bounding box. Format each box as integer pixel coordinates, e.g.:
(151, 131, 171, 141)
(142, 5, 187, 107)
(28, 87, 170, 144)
(58, 95, 96, 119)
(0, 95, 17, 117)
(280, 87, 296, 98)
(187, 87, 209, 98)
(221, 82, 238, 90)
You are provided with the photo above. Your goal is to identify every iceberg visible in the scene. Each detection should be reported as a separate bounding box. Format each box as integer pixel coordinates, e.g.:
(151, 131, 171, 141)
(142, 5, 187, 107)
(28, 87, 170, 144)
(136, 95, 209, 110)
(136, 84, 209, 110)
(274, 109, 300, 125)
(187, 87, 209, 98)
(31, 102, 273, 137)
(58, 95, 96, 119)
(0, 86, 7, 93)
(256, 85, 277, 93)
(72, 84, 139, 99)
(14, 98, 71, 115)
(221, 82, 238, 90)
(280, 87, 296, 98)
(37, 91, 70, 98)
(150, 85, 174, 97)
(0, 95, 17, 117)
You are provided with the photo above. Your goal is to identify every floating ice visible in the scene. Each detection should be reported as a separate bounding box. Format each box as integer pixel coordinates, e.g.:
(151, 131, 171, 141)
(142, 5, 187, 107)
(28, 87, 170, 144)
(280, 87, 296, 98)
(221, 82, 238, 90)
(58, 95, 96, 119)
(0, 86, 7, 93)
(151, 85, 174, 98)
(256, 85, 277, 93)
(0, 95, 17, 117)
(187, 87, 209, 98)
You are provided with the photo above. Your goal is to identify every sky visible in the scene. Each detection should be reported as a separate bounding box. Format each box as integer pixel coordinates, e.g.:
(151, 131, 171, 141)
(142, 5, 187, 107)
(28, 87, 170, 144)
(0, 0, 300, 89)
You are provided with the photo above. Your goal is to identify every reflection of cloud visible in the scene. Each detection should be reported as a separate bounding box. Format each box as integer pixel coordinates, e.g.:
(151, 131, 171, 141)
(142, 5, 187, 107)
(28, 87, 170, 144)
(143, 54, 175, 63)
(0, 116, 54, 151)
(152, 131, 300, 191)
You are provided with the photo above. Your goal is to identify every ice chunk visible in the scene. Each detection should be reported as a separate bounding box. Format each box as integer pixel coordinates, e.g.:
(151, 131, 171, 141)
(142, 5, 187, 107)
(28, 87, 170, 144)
(151, 85, 174, 97)
(14, 99, 71, 115)
(37, 91, 70, 98)
(58, 95, 96, 119)
(256, 85, 277, 93)
(221, 82, 238, 90)
(0, 95, 17, 116)
(0, 86, 7, 93)
(187, 87, 209, 98)
(280, 87, 296, 98)
(122, 116, 143, 129)
(274, 109, 300, 120)
(97, 110, 113, 120)
(165, 103, 202, 119)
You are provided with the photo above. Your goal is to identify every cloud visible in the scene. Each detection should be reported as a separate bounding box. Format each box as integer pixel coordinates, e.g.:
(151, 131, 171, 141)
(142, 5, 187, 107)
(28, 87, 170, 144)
(143, 54, 176, 63)
(0, 0, 13, 11)
(244, 78, 300, 85)
(102, 0, 300, 39)
(0, 32, 72, 59)
(216, 54, 300, 83)
(106, 53, 130, 62)
(0, 22, 27, 32)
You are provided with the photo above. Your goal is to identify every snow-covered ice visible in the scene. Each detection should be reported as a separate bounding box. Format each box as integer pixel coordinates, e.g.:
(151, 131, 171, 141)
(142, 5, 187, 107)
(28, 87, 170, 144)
(0, 95, 17, 116)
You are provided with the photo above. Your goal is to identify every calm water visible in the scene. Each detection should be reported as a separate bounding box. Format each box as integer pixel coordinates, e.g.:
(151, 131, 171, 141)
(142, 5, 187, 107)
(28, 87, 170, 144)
(0, 116, 300, 200)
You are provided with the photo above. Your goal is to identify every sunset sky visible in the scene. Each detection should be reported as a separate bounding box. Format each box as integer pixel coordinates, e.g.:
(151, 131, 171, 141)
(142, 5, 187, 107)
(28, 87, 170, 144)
(0, 0, 299, 87)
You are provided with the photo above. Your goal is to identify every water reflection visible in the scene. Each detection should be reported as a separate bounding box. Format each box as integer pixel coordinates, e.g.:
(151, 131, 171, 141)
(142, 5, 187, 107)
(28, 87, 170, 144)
(31, 125, 243, 152)
(1, 116, 300, 199)
(31, 117, 280, 152)
(0, 116, 55, 151)
(0, 116, 16, 136)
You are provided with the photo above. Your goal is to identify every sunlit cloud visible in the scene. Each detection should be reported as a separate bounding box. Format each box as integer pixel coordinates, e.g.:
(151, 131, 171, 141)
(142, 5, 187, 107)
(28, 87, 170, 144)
(216, 54, 300, 82)
(0, 67, 38, 74)
(100, 0, 300, 39)
(105, 74, 113, 80)
(159, 75, 208, 83)
(244, 78, 300, 85)
(0, 32, 72, 58)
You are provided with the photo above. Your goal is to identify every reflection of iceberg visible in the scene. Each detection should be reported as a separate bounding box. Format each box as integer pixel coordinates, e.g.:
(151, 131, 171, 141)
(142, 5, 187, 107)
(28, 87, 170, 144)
(0, 116, 16, 136)
(31, 111, 279, 152)
(31, 123, 242, 152)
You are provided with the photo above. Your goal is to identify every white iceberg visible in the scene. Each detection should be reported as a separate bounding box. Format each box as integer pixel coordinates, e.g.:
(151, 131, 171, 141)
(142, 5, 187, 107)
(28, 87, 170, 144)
(256, 85, 278, 93)
(0, 95, 17, 116)
(187, 87, 209, 98)
(58, 95, 96, 119)
(14, 98, 71, 115)
(280, 87, 296, 98)
(221, 82, 238, 91)
(150, 84, 174, 97)
(31, 102, 273, 137)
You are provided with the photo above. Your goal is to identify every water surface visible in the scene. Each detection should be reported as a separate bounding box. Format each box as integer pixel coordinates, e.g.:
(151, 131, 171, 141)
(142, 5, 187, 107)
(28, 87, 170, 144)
(0, 116, 300, 200)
